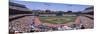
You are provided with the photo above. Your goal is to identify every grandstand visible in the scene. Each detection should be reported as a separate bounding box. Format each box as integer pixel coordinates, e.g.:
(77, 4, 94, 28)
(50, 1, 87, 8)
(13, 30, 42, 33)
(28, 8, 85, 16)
(9, 2, 33, 15)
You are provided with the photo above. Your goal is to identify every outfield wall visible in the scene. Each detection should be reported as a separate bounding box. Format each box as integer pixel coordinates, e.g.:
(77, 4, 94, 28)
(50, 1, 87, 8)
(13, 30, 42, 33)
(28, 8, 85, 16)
(38, 14, 77, 16)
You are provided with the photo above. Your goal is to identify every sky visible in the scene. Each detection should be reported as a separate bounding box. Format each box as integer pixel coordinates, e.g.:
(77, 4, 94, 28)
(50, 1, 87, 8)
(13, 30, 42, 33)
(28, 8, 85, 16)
(10, 0, 93, 12)
(10, 0, 93, 5)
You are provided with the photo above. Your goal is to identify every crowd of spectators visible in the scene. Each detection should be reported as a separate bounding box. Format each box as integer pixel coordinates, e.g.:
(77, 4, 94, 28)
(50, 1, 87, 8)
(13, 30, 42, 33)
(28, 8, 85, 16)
(29, 22, 85, 32)
(9, 15, 89, 34)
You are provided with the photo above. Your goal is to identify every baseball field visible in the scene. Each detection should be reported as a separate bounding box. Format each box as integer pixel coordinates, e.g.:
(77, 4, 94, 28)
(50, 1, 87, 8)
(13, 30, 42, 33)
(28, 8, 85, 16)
(39, 16, 77, 24)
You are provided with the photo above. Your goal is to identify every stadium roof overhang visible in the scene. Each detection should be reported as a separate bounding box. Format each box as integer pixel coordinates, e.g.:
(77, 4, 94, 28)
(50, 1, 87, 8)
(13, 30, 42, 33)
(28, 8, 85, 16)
(9, 6, 32, 11)
(81, 9, 93, 13)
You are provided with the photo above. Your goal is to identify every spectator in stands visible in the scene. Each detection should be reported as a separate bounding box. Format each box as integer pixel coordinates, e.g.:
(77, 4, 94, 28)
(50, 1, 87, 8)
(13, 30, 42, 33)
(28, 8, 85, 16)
(14, 31, 19, 34)
(57, 26, 63, 31)
(80, 25, 85, 29)
(38, 24, 46, 32)
(59, 25, 65, 31)
(71, 24, 76, 28)
(30, 21, 35, 32)
(52, 27, 58, 31)
(9, 28, 15, 34)
(62, 25, 72, 30)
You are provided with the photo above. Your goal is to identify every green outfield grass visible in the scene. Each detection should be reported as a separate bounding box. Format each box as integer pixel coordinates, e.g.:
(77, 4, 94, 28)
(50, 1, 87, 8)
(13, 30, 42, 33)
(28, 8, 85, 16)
(39, 16, 76, 24)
